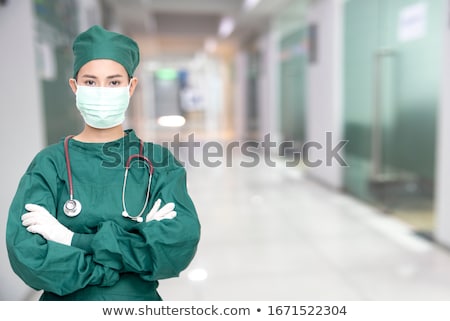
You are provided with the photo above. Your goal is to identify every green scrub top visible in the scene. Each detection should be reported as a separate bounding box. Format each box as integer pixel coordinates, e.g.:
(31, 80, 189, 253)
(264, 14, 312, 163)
(6, 129, 201, 300)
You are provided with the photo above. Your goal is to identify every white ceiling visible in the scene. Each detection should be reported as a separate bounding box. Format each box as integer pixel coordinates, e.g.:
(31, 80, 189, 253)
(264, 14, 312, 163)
(102, 0, 295, 41)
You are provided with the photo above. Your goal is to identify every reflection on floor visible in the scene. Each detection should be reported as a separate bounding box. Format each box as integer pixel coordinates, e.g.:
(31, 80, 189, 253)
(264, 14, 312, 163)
(26, 152, 450, 301)
(391, 209, 435, 234)
(366, 179, 435, 233)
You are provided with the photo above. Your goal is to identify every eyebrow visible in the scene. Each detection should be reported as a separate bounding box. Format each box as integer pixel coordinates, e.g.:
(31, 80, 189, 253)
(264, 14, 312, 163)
(106, 74, 124, 79)
(81, 74, 124, 79)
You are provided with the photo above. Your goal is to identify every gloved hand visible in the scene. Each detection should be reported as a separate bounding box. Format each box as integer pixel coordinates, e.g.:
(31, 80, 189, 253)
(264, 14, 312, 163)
(21, 204, 74, 246)
(146, 199, 177, 222)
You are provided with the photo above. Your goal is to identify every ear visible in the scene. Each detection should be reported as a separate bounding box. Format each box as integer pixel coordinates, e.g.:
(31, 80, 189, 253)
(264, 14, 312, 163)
(69, 78, 77, 94)
(129, 77, 139, 97)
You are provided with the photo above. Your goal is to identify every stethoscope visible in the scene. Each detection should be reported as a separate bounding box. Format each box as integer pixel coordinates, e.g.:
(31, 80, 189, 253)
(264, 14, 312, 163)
(63, 135, 154, 222)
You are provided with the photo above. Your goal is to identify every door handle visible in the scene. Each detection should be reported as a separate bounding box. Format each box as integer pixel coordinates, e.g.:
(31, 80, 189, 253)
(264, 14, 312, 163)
(371, 48, 396, 180)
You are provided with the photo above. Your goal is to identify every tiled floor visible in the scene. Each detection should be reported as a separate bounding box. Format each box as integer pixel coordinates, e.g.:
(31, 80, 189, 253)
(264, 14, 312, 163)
(26, 142, 450, 301)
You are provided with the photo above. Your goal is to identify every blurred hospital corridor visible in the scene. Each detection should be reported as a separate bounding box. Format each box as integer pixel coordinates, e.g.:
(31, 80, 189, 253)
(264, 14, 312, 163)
(24, 147, 450, 300)
(158, 153, 450, 300)
(2, 0, 450, 301)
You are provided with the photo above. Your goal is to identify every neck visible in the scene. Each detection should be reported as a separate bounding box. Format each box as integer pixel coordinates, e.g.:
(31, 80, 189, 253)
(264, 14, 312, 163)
(74, 125, 126, 143)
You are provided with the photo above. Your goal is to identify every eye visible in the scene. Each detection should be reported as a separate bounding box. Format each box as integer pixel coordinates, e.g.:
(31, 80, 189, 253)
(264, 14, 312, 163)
(110, 80, 121, 86)
(84, 80, 96, 86)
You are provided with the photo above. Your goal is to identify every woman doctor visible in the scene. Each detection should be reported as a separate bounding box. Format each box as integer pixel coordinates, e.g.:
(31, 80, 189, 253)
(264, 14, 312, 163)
(6, 25, 201, 301)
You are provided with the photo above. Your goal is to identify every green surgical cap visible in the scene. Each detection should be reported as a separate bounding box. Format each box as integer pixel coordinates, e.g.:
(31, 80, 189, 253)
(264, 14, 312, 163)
(72, 25, 140, 77)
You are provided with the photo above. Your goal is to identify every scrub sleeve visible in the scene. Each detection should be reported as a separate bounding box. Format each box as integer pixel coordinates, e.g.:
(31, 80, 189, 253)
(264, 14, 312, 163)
(6, 130, 200, 300)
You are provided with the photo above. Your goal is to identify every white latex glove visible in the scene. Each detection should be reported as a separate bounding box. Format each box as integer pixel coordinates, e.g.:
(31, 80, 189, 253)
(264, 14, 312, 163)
(146, 199, 177, 222)
(21, 204, 74, 246)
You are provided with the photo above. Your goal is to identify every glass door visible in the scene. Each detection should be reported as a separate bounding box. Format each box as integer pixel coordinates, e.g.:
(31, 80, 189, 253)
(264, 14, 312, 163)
(279, 27, 308, 144)
(343, 0, 445, 234)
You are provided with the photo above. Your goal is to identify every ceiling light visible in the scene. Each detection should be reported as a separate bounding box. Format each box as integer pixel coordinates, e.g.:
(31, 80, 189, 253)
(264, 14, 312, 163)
(218, 16, 235, 38)
(157, 115, 186, 127)
(243, 0, 261, 11)
(187, 268, 208, 282)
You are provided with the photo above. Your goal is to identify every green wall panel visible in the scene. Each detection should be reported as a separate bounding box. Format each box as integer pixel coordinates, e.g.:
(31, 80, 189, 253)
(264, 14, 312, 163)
(34, 0, 84, 145)
(280, 28, 308, 143)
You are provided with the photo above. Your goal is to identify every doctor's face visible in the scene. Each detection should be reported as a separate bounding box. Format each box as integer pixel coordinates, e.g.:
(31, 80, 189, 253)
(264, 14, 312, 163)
(69, 59, 138, 96)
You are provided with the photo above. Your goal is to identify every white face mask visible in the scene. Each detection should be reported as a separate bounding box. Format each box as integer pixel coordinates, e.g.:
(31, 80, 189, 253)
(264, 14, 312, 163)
(75, 83, 131, 129)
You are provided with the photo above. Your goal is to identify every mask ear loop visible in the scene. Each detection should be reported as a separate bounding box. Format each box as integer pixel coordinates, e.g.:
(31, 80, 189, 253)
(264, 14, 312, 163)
(127, 78, 134, 96)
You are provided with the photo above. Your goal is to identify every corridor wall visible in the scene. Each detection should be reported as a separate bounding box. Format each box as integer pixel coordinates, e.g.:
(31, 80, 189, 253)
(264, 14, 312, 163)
(0, 0, 45, 300)
(305, 0, 344, 189)
(435, 0, 450, 247)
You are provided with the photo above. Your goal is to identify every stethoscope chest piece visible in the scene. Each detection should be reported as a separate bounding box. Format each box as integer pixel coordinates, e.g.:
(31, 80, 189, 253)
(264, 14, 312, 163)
(64, 199, 82, 217)
(62, 135, 152, 221)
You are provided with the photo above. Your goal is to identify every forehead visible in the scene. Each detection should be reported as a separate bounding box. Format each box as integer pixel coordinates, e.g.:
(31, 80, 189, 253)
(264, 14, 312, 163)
(77, 59, 128, 77)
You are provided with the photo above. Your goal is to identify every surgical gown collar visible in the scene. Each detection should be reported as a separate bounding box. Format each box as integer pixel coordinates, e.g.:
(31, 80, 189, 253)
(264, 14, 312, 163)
(63, 129, 140, 154)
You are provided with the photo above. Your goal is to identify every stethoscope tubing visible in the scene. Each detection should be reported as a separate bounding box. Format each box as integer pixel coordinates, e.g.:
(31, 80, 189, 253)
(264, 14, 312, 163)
(64, 135, 75, 200)
(63, 135, 154, 220)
